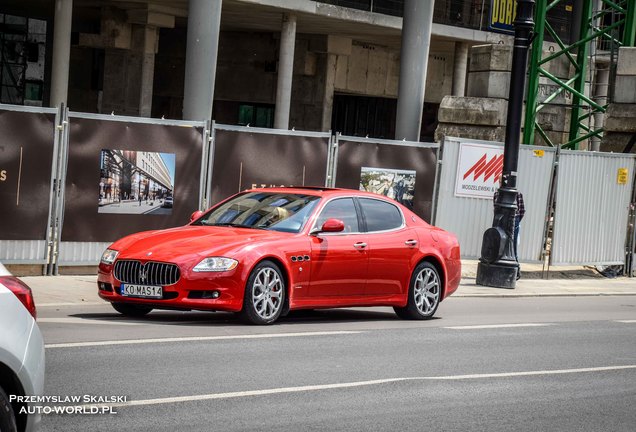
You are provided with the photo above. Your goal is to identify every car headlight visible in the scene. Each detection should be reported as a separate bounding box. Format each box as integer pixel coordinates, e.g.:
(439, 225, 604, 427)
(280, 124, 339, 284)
(100, 248, 119, 265)
(193, 257, 238, 272)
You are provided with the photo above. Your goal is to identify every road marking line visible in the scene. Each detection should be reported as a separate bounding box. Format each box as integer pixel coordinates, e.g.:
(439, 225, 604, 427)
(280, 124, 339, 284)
(38, 302, 104, 307)
(78, 365, 636, 409)
(615, 320, 636, 323)
(444, 323, 552, 330)
(38, 318, 140, 326)
(45, 331, 362, 349)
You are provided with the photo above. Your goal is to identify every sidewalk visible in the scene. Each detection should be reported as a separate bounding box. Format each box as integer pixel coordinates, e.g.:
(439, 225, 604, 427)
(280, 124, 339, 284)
(19, 260, 636, 306)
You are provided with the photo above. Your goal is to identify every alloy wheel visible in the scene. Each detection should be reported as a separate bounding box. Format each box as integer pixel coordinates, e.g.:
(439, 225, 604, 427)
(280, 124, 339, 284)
(251, 267, 283, 320)
(413, 267, 440, 316)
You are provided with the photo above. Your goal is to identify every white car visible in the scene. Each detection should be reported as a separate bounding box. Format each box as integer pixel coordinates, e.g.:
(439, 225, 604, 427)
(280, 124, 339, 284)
(0, 263, 45, 432)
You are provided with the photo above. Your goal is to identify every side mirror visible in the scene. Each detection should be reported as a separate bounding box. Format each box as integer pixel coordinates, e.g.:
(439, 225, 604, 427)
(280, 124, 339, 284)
(320, 218, 345, 233)
(190, 210, 204, 222)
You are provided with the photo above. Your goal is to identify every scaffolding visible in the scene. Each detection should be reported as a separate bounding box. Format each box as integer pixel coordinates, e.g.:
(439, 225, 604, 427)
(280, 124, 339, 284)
(523, 0, 636, 149)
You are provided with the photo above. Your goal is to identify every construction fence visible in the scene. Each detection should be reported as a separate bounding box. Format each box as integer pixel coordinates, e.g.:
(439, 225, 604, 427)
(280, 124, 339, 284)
(1, 104, 635, 275)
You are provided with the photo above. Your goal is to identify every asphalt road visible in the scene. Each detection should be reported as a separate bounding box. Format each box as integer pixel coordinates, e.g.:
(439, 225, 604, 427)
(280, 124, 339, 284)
(37, 296, 636, 432)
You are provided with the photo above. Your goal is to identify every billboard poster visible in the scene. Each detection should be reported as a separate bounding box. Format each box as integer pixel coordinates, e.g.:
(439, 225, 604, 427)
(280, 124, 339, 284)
(98, 149, 175, 215)
(359, 167, 416, 210)
(0, 109, 55, 240)
(335, 139, 437, 222)
(490, 0, 517, 33)
(454, 142, 504, 199)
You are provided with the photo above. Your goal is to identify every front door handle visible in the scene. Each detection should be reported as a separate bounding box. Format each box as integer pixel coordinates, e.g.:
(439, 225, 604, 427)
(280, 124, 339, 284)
(353, 242, 367, 250)
(405, 239, 418, 247)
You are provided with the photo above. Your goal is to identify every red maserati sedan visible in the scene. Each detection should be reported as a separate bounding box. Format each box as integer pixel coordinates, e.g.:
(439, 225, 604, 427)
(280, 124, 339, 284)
(98, 187, 461, 325)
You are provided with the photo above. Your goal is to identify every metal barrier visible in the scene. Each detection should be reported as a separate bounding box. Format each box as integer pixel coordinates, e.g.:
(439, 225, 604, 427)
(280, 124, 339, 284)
(434, 137, 555, 262)
(53, 111, 208, 270)
(551, 151, 636, 266)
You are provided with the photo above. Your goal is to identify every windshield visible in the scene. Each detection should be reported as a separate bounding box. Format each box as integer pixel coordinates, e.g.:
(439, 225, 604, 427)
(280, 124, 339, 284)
(192, 192, 321, 233)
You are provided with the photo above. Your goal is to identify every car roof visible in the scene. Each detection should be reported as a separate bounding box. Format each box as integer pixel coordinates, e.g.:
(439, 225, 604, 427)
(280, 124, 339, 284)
(245, 186, 409, 202)
(246, 186, 359, 197)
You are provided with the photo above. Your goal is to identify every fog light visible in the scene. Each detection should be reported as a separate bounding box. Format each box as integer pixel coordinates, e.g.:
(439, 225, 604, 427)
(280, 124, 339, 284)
(188, 290, 220, 299)
(204, 290, 220, 299)
(98, 282, 113, 292)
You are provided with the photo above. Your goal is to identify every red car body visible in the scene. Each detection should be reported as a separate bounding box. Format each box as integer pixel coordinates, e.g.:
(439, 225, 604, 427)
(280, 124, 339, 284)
(98, 187, 461, 323)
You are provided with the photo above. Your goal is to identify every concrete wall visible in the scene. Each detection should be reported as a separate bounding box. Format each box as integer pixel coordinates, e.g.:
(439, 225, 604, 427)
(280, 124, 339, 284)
(332, 39, 454, 104)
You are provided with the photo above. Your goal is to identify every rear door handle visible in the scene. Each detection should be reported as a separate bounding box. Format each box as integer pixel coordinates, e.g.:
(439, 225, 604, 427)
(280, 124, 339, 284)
(405, 239, 418, 247)
(353, 242, 367, 250)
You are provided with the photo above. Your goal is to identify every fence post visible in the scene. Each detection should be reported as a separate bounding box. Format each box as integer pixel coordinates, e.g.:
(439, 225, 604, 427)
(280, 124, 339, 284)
(626, 158, 636, 276)
(52, 107, 70, 276)
(330, 133, 340, 188)
(45, 104, 64, 275)
(430, 140, 444, 227)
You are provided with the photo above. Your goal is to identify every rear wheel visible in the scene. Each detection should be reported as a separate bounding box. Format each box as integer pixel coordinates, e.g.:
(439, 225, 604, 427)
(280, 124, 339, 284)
(241, 261, 285, 325)
(394, 262, 441, 320)
(111, 302, 153, 317)
(0, 386, 17, 432)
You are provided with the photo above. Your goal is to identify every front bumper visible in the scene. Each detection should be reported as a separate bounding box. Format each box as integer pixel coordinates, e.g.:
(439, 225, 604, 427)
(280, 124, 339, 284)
(97, 264, 245, 312)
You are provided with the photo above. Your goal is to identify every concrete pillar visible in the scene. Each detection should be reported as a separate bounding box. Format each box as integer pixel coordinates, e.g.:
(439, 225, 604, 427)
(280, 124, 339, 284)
(452, 42, 469, 97)
(321, 53, 337, 132)
(395, 0, 434, 141)
(137, 26, 158, 117)
(274, 13, 297, 130)
(50, 0, 73, 107)
(591, 66, 609, 151)
(183, 0, 222, 121)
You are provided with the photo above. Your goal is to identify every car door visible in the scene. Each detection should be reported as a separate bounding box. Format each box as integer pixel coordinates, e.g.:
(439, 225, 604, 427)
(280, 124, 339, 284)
(309, 198, 368, 297)
(358, 198, 418, 297)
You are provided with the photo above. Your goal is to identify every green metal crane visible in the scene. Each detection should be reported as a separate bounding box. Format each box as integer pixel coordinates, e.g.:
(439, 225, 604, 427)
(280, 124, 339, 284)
(523, 0, 636, 149)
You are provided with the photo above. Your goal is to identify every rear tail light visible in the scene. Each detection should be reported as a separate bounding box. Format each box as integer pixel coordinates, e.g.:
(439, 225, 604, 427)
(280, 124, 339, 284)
(1, 276, 37, 319)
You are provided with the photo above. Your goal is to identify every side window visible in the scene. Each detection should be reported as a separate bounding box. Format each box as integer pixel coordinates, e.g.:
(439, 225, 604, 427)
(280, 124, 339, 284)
(315, 198, 359, 233)
(359, 198, 403, 232)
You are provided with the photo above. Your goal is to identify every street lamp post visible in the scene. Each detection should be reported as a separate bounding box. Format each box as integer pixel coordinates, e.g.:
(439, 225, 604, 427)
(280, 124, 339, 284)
(476, 0, 536, 288)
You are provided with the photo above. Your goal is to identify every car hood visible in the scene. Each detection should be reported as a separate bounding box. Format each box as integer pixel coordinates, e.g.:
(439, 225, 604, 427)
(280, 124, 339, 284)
(112, 225, 288, 263)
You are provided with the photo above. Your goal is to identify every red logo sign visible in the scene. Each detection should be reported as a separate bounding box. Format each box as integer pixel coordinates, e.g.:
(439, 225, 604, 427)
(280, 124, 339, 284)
(463, 153, 504, 183)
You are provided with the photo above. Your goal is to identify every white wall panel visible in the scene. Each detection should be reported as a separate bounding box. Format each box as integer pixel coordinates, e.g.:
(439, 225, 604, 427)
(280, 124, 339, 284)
(551, 151, 635, 265)
(435, 137, 555, 262)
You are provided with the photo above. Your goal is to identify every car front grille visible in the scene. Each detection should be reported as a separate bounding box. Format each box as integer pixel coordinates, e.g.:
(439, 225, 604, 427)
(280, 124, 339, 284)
(113, 260, 181, 286)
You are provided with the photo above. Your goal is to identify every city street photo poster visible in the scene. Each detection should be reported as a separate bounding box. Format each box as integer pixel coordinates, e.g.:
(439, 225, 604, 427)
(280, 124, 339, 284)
(359, 167, 416, 209)
(98, 149, 176, 215)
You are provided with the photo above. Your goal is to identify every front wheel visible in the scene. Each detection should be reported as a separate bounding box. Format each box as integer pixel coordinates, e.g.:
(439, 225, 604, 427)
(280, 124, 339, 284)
(111, 302, 153, 317)
(241, 261, 286, 325)
(394, 262, 441, 320)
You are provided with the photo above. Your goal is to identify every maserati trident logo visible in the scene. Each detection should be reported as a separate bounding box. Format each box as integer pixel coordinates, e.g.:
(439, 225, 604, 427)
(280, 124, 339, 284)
(139, 268, 147, 282)
(463, 153, 504, 183)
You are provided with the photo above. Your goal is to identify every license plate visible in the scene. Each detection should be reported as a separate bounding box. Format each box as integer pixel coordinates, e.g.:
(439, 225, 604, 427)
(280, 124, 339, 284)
(120, 284, 162, 299)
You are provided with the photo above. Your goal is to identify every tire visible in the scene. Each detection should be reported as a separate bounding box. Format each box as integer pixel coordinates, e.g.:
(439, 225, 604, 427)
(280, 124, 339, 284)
(111, 302, 153, 317)
(241, 260, 286, 325)
(0, 386, 17, 432)
(394, 262, 441, 320)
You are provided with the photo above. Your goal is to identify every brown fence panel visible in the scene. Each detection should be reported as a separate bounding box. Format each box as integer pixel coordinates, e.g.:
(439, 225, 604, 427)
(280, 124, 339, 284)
(334, 136, 439, 222)
(210, 126, 330, 205)
(0, 107, 56, 242)
(61, 115, 205, 243)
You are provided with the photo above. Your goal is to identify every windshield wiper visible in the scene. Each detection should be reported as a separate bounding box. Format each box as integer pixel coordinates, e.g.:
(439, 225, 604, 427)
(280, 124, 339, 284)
(209, 223, 266, 230)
